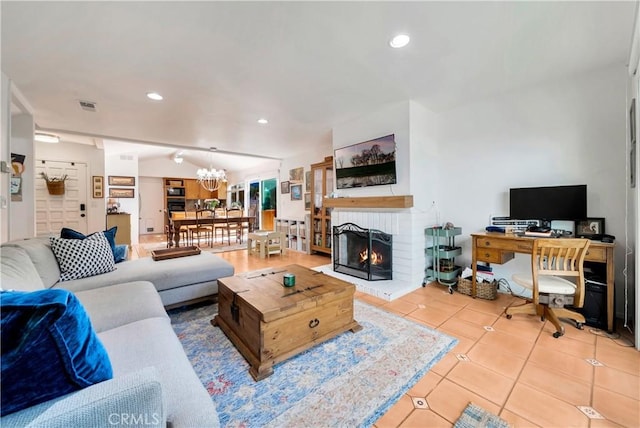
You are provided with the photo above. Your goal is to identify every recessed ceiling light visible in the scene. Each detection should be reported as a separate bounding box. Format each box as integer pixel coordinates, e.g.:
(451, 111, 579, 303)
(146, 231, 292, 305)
(389, 34, 410, 48)
(257, 118, 268, 124)
(34, 132, 60, 144)
(146, 92, 163, 101)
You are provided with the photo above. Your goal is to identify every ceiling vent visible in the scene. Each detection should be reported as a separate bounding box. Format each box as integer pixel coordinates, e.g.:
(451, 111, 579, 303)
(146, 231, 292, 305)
(78, 100, 97, 112)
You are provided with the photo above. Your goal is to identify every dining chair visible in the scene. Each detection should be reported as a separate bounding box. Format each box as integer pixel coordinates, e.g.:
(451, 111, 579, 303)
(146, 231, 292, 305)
(213, 208, 228, 243)
(189, 209, 214, 247)
(226, 208, 244, 245)
(505, 238, 590, 338)
(169, 211, 190, 246)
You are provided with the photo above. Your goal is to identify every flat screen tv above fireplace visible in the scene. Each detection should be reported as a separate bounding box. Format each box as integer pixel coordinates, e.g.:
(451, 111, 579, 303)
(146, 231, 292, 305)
(334, 134, 397, 189)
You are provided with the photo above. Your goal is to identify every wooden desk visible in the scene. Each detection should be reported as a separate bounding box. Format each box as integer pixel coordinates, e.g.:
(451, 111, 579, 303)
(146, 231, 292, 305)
(170, 215, 254, 247)
(471, 232, 615, 332)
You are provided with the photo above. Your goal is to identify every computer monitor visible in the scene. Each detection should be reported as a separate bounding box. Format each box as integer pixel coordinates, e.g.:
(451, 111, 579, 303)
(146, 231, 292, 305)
(509, 185, 587, 220)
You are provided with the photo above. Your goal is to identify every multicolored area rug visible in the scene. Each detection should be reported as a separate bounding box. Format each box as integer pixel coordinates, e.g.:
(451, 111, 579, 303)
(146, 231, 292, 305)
(454, 402, 511, 428)
(169, 300, 457, 428)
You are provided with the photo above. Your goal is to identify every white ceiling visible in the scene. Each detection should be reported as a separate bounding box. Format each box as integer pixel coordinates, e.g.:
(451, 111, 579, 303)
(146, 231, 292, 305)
(2, 1, 636, 171)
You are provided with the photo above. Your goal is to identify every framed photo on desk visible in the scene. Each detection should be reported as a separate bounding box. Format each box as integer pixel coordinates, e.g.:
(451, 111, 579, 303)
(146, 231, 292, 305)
(575, 218, 605, 238)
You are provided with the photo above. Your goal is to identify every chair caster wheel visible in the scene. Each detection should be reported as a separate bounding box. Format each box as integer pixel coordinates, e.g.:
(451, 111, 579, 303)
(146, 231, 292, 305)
(576, 322, 583, 330)
(422, 282, 426, 287)
(506, 314, 512, 319)
(553, 331, 563, 338)
(448, 288, 453, 294)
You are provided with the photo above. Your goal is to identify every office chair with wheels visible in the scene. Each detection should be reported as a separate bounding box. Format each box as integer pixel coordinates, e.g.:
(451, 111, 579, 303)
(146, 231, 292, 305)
(505, 238, 590, 338)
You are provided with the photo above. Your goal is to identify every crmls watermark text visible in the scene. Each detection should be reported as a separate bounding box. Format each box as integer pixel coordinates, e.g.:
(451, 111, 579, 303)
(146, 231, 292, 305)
(108, 413, 161, 426)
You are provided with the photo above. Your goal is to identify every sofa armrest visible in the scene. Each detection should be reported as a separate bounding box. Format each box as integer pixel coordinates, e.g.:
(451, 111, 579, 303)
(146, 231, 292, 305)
(1, 367, 165, 427)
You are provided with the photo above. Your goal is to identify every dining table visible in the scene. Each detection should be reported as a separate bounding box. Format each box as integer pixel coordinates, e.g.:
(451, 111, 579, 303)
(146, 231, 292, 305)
(169, 214, 255, 247)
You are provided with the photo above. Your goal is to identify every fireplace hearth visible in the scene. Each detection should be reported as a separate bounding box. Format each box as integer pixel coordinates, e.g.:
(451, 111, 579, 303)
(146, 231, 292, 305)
(333, 223, 392, 281)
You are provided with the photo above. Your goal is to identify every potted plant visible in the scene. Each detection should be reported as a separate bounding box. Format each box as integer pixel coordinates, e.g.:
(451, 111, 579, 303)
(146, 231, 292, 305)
(41, 172, 67, 195)
(204, 198, 220, 210)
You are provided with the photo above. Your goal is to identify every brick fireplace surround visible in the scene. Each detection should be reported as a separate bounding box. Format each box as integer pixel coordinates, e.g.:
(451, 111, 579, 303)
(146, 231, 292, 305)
(316, 208, 432, 301)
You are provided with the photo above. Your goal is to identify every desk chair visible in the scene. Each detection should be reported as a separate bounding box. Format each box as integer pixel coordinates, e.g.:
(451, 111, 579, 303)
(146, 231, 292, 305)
(506, 238, 590, 338)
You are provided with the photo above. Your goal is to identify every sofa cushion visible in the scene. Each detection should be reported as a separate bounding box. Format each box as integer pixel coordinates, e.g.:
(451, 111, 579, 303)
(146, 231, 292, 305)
(54, 251, 234, 295)
(113, 244, 129, 263)
(1, 238, 61, 288)
(50, 232, 115, 281)
(75, 281, 169, 333)
(0, 246, 45, 291)
(0, 289, 113, 416)
(61, 226, 127, 263)
(99, 317, 219, 427)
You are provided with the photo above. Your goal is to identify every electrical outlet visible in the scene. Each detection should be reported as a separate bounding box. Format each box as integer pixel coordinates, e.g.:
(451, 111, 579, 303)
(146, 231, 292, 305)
(0, 196, 7, 209)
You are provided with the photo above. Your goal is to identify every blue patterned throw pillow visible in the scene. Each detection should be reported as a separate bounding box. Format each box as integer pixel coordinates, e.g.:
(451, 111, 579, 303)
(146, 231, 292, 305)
(61, 226, 126, 263)
(0, 289, 113, 416)
(50, 232, 115, 281)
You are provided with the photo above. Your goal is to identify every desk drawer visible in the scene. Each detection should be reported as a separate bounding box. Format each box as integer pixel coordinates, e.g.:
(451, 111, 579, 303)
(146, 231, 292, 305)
(585, 247, 606, 262)
(476, 248, 515, 264)
(478, 238, 533, 253)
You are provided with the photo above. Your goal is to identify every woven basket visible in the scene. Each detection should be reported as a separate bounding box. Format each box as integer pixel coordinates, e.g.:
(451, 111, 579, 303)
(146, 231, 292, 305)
(46, 180, 65, 195)
(457, 277, 497, 300)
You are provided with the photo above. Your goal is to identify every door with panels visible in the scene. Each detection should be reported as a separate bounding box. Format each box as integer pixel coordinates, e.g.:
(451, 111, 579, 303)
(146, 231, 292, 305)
(35, 160, 88, 236)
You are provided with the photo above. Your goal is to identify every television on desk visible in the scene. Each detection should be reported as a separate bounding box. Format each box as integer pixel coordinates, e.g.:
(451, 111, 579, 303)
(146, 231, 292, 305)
(509, 184, 587, 221)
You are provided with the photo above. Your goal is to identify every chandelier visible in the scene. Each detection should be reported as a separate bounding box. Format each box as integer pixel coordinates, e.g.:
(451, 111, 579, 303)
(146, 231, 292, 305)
(196, 148, 227, 192)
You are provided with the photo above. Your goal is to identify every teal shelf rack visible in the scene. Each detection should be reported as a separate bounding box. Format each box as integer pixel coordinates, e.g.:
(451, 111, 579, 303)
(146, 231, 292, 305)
(424, 226, 462, 293)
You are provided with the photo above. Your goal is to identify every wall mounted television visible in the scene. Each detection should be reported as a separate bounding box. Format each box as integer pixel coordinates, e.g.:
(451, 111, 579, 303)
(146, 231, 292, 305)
(334, 134, 397, 189)
(509, 184, 587, 220)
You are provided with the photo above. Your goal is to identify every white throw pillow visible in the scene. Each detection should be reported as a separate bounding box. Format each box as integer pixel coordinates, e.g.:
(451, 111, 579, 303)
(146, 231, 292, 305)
(50, 232, 115, 281)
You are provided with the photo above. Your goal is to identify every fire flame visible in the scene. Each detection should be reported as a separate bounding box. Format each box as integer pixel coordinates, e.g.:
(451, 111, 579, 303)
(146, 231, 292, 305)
(360, 248, 383, 265)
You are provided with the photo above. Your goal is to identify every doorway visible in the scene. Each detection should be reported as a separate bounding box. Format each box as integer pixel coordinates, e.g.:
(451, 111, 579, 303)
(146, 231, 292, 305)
(35, 160, 88, 236)
(261, 178, 277, 230)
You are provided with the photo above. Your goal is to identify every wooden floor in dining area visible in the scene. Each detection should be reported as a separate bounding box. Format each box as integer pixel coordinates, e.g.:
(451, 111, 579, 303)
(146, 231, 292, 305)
(135, 234, 639, 427)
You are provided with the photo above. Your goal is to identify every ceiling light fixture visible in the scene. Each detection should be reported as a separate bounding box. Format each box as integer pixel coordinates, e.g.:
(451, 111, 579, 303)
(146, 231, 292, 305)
(34, 132, 60, 144)
(389, 34, 410, 48)
(257, 118, 268, 124)
(146, 92, 163, 101)
(196, 148, 227, 191)
(173, 155, 183, 164)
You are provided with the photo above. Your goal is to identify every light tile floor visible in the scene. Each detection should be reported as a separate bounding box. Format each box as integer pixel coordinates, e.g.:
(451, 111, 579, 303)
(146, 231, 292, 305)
(136, 235, 640, 427)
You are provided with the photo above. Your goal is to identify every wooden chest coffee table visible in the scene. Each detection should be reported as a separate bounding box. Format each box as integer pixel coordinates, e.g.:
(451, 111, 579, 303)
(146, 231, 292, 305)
(212, 264, 362, 381)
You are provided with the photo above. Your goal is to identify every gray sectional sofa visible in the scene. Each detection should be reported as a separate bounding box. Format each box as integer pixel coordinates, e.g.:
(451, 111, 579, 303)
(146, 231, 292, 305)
(2, 237, 234, 306)
(1, 237, 235, 427)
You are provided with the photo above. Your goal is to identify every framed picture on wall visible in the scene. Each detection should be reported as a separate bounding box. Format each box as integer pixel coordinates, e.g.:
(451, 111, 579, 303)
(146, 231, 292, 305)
(290, 184, 302, 201)
(92, 176, 104, 198)
(108, 187, 135, 198)
(108, 176, 135, 186)
(305, 170, 311, 191)
(281, 181, 290, 194)
(289, 167, 303, 182)
(304, 192, 311, 210)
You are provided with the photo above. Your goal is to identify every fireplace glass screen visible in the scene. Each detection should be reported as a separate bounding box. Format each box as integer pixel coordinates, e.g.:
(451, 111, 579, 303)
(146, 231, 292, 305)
(333, 223, 392, 281)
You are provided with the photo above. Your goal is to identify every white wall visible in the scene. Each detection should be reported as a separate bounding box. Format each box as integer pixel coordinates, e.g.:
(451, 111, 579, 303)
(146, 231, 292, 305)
(105, 153, 139, 245)
(0, 73, 10, 242)
(437, 63, 629, 317)
(278, 141, 332, 220)
(139, 157, 202, 179)
(36, 141, 106, 234)
(627, 1, 639, 349)
(9, 114, 34, 240)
